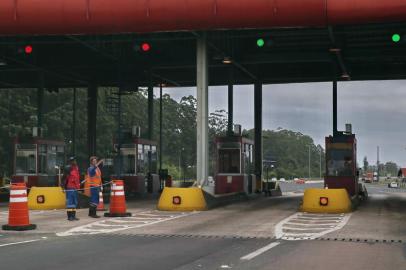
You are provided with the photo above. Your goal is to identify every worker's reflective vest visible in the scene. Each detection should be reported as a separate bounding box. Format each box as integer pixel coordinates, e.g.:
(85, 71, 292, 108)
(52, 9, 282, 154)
(87, 167, 102, 187)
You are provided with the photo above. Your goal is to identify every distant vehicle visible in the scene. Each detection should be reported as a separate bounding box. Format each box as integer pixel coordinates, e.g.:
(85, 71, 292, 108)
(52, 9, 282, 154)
(388, 182, 398, 188)
(365, 172, 373, 183)
(295, 179, 305, 184)
(279, 178, 286, 182)
(271, 177, 277, 181)
(373, 172, 378, 182)
(293, 178, 299, 181)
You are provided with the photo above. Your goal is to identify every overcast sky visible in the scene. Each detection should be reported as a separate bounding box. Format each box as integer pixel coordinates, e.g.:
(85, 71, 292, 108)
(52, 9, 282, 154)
(160, 80, 406, 167)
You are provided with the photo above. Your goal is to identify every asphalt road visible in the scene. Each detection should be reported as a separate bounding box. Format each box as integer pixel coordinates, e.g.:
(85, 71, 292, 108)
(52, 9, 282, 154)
(279, 181, 406, 195)
(364, 183, 406, 194)
(279, 181, 323, 193)
(0, 234, 404, 270)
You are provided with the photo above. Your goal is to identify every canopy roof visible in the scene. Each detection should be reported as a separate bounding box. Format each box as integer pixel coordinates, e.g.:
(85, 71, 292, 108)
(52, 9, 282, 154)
(0, 0, 405, 35)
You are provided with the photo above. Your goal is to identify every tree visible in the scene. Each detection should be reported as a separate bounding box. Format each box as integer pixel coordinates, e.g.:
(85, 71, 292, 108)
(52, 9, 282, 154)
(207, 109, 229, 175)
(384, 161, 398, 176)
(248, 128, 325, 178)
(363, 156, 369, 172)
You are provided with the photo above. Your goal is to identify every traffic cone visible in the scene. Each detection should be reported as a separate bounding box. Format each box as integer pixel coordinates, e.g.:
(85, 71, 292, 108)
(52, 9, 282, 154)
(104, 180, 131, 217)
(2, 183, 36, 231)
(96, 188, 106, 211)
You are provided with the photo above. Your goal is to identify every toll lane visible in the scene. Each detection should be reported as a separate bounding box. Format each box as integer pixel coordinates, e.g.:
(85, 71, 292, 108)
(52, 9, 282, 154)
(0, 234, 404, 270)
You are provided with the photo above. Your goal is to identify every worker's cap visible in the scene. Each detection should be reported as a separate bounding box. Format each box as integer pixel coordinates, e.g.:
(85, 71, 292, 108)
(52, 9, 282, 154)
(69, 156, 76, 161)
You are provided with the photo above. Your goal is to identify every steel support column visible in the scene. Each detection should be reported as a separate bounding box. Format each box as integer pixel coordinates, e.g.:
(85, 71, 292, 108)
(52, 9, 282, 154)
(37, 87, 44, 133)
(159, 83, 163, 172)
(87, 85, 98, 156)
(333, 79, 338, 135)
(148, 79, 154, 140)
(254, 82, 263, 190)
(196, 34, 209, 186)
(227, 67, 234, 135)
(72, 88, 77, 156)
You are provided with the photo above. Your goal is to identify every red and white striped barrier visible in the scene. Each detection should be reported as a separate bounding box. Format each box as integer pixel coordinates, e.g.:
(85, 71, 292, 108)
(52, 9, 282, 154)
(2, 183, 36, 231)
(104, 180, 131, 217)
(96, 189, 106, 211)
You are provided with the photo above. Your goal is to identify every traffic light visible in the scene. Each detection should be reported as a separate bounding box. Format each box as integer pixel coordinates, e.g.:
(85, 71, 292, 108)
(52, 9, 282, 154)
(141, 42, 151, 52)
(256, 38, 265, 47)
(24, 45, 33, 54)
(392, 33, 401, 43)
(133, 42, 151, 53)
(256, 38, 273, 48)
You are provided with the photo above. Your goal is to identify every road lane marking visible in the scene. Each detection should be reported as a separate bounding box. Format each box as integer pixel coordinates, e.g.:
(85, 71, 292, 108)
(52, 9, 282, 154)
(0, 239, 42, 248)
(282, 226, 331, 231)
(285, 221, 339, 226)
(294, 216, 343, 220)
(57, 210, 198, 236)
(240, 242, 280, 260)
(286, 222, 335, 226)
(275, 212, 351, 240)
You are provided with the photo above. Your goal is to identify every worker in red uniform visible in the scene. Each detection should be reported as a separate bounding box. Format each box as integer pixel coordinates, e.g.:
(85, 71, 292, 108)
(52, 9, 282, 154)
(63, 156, 81, 221)
(87, 156, 104, 218)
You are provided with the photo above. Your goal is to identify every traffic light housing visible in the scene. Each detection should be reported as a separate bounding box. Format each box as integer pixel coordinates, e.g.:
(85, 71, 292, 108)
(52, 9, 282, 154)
(134, 42, 151, 53)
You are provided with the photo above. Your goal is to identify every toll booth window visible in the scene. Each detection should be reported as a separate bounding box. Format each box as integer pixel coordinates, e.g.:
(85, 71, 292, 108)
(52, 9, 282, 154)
(15, 144, 36, 174)
(46, 145, 57, 175)
(244, 144, 250, 173)
(137, 144, 144, 174)
(144, 145, 151, 174)
(38, 144, 47, 174)
(121, 148, 136, 174)
(327, 149, 354, 176)
(56, 146, 64, 167)
(151, 145, 157, 174)
(218, 149, 241, 174)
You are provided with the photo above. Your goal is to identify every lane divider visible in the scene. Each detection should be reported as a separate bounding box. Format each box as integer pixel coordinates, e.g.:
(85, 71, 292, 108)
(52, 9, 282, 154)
(275, 212, 351, 240)
(240, 242, 281, 261)
(0, 239, 42, 248)
(57, 210, 198, 236)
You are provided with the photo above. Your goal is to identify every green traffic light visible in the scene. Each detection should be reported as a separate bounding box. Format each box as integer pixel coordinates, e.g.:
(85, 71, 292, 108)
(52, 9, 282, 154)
(257, 38, 265, 47)
(392, 34, 401, 43)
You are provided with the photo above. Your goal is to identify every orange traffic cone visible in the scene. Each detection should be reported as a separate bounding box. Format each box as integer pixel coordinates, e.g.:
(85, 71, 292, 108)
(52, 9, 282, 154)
(96, 188, 106, 211)
(2, 183, 36, 231)
(104, 180, 131, 217)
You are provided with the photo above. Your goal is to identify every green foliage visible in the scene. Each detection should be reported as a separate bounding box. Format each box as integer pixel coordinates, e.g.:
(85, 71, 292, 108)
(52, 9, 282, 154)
(363, 156, 369, 172)
(246, 128, 326, 179)
(383, 161, 398, 176)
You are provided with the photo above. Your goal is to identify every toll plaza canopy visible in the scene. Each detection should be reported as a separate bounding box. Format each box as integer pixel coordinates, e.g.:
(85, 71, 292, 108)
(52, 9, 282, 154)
(0, 0, 406, 87)
(1, 0, 406, 34)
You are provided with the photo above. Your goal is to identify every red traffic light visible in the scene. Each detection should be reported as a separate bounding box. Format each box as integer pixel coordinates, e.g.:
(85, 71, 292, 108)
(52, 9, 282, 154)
(141, 42, 151, 52)
(25, 45, 33, 54)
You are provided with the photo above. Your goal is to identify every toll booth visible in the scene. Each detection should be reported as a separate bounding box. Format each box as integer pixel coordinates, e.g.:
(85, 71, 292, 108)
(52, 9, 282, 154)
(12, 137, 65, 188)
(113, 138, 159, 195)
(214, 135, 255, 194)
(325, 132, 358, 197)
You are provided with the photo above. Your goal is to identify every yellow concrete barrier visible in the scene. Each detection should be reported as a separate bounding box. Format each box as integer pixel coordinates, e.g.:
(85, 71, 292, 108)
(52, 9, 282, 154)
(157, 187, 207, 211)
(28, 187, 66, 210)
(301, 188, 351, 213)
